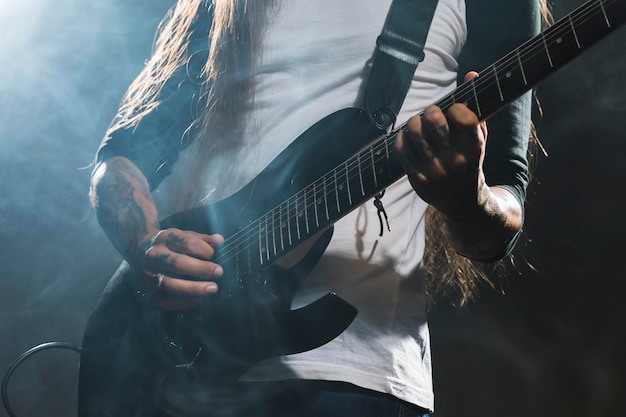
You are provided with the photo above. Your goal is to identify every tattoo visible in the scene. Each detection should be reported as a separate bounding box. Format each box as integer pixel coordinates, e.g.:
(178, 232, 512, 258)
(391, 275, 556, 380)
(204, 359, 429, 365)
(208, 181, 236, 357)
(154, 253, 171, 268)
(166, 233, 185, 247)
(437, 125, 451, 148)
(108, 159, 153, 202)
(94, 161, 151, 261)
(426, 124, 451, 149)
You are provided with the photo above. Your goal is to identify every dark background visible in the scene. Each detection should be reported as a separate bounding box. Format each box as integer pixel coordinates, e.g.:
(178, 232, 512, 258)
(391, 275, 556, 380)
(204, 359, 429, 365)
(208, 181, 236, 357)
(0, 1, 624, 416)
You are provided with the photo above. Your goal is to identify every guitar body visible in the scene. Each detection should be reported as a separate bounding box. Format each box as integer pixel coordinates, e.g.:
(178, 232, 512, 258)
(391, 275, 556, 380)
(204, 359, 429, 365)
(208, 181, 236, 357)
(78, 108, 383, 417)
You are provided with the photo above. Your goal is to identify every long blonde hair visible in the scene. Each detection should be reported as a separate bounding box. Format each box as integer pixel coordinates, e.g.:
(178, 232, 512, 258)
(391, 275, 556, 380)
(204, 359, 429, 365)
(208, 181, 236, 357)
(424, 1, 553, 307)
(105, 0, 273, 206)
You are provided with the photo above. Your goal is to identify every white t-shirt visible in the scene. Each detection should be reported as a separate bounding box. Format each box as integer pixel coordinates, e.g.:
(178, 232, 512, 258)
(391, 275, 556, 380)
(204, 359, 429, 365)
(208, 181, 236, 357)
(192, 0, 467, 411)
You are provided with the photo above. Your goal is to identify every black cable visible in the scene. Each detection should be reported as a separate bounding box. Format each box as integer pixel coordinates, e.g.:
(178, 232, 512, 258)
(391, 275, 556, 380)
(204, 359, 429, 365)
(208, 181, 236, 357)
(2, 342, 81, 417)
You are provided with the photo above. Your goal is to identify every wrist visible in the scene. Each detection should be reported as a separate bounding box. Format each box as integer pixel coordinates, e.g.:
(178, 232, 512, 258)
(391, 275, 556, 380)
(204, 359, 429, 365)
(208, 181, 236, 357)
(437, 180, 492, 224)
(132, 227, 161, 271)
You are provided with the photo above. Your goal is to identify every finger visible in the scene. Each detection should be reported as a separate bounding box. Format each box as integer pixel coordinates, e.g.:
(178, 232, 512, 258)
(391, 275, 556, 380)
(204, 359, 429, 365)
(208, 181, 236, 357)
(198, 233, 225, 247)
(155, 229, 223, 257)
(395, 126, 423, 176)
(150, 275, 218, 310)
(464, 70, 479, 83)
(460, 71, 488, 139)
(405, 114, 437, 161)
(160, 275, 218, 297)
(159, 276, 217, 310)
(144, 247, 224, 280)
(420, 105, 453, 151)
(447, 103, 482, 144)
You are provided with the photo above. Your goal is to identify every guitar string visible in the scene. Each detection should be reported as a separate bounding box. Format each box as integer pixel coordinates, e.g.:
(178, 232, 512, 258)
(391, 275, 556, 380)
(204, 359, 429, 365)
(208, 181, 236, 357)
(214, 0, 617, 268)
(465, 0, 617, 111)
(215, 0, 616, 268)
(214, 133, 396, 267)
(213, 0, 620, 270)
(440, 0, 613, 116)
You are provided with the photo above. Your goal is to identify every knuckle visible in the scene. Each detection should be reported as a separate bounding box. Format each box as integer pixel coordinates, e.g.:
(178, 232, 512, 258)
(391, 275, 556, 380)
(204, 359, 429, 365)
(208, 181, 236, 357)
(406, 115, 423, 136)
(185, 238, 202, 252)
(155, 229, 168, 238)
(153, 229, 170, 243)
(188, 238, 214, 258)
(143, 245, 160, 260)
(143, 246, 156, 259)
(423, 106, 444, 124)
(166, 253, 183, 269)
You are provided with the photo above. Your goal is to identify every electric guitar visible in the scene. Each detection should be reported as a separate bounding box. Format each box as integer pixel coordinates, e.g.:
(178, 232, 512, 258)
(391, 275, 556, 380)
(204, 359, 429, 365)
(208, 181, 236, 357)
(78, 1, 626, 415)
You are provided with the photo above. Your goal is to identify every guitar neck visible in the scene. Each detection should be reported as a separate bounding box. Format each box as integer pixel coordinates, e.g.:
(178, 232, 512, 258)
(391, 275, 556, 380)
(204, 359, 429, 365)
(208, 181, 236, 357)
(219, 0, 626, 270)
(436, 0, 626, 121)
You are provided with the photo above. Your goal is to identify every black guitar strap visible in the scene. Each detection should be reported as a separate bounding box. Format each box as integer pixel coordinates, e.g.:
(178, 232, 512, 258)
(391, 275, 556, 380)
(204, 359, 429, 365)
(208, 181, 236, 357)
(365, 0, 439, 235)
(364, 0, 439, 130)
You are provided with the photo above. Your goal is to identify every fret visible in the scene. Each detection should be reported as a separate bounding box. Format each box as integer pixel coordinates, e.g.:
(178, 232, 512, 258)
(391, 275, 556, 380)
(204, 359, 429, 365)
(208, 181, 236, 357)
(520, 41, 553, 89)
(312, 182, 320, 227)
(469, 77, 482, 118)
(568, 15, 581, 48)
(322, 175, 330, 221)
(271, 210, 277, 256)
(389, 133, 406, 180)
(541, 32, 554, 68)
(479, 54, 525, 118)
(295, 192, 302, 241)
(599, 0, 611, 28)
(333, 168, 341, 214)
(492, 64, 504, 102)
(384, 136, 392, 177)
(448, 85, 474, 114)
(573, 1, 616, 48)
(278, 204, 285, 252)
(357, 154, 365, 196)
(542, 20, 581, 79)
(323, 170, 341, 221)
(263, 215, 270, 260)
(371, 143, 389, 183)
(254, 222, 261, 266)
(515, 48, 528, 86)
(303, 187, 310, 235)
(258, 218, 268, 264)
(370, 147, 378, 189)
(603, 0, 626, 31)
(286, 197, 293, 246)
(344, 162, 353, 206)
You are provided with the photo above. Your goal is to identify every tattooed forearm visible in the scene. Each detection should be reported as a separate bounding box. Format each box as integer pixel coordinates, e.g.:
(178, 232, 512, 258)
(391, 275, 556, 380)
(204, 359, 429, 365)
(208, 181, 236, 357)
(106, 158, 154, 202)
(91, 157, 160, 264)
(95, 171, 148, 259)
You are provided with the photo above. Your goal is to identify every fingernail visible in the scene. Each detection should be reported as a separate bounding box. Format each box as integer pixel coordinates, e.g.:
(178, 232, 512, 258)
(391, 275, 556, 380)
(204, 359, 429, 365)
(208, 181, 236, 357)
(214, 265, 223, 277)
(206, 283, 218, 294)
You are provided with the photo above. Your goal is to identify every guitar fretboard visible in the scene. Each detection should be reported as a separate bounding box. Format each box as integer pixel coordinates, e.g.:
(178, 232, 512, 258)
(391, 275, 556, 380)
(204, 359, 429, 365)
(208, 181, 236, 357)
(437, 0, 625, 118)
(216, 0, 626, 272)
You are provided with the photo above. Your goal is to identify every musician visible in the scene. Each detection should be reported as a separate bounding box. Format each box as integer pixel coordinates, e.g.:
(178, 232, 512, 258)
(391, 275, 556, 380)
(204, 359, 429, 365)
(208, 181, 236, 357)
(81, 0, 545, 415)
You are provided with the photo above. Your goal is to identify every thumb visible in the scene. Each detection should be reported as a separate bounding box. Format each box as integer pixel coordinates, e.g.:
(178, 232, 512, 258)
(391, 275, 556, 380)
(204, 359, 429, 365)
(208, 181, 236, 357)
(464, 71, 479, 83)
